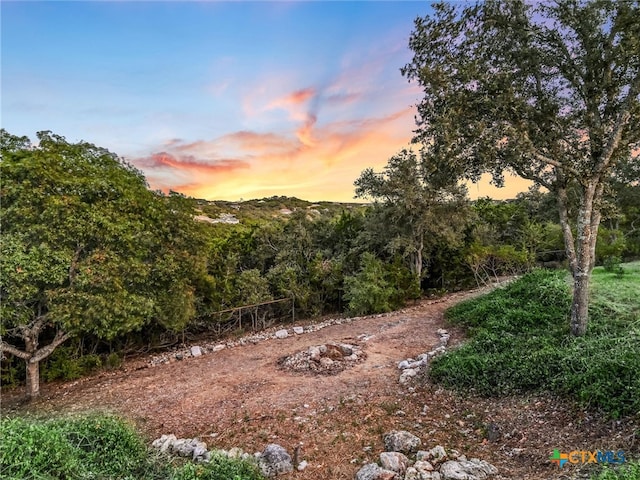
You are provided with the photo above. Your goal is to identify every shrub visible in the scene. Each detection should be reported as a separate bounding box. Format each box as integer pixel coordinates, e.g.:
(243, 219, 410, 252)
(0, 414, 265, 480)
(0, 416, 79, 479)
(0, 414, 148, 479)
(170, 453, 264, 480)
(343, 253, 395, 315)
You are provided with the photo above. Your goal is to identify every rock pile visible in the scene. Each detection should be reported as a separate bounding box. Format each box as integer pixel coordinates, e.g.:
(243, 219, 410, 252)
(151, 435, 305, 477)
(397, 329, 450, 384)
(355, 430, 498, 480)
(278, 342, 365, 375)
(146, 308, 402, 367)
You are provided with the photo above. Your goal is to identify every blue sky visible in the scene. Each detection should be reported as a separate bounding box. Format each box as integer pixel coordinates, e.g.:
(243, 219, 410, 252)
(2, 1, 529, 201)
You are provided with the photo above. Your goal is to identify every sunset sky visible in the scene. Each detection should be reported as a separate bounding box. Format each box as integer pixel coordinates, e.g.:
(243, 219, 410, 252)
(2, 1, 530, 202)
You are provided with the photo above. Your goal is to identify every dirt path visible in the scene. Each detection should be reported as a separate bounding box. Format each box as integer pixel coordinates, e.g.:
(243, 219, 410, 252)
(3, 286, 637, 479)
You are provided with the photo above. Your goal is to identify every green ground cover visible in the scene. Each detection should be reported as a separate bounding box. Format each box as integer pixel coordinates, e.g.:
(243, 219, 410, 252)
(0, 414, 264, 480)
(430, 263, 640, 418)
(430, 263, 640, 480)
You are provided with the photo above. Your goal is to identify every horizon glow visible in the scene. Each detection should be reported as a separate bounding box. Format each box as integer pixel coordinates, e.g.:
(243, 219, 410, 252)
(1, 1, 530, 202)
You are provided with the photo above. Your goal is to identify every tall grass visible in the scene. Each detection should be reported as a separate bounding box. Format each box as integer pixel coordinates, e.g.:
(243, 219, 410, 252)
(430, 263, 640, 418)
(0, 414, 264, 480)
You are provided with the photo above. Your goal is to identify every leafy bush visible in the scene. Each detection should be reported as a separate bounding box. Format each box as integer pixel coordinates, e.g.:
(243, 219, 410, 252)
(431, 266, 640, 418)
(0, 414, 148, 479)
(343, 253, 395, 315)
(41, 346, 103, 382)
(0, 416, 80, 479)
(0, 414, 265, 480)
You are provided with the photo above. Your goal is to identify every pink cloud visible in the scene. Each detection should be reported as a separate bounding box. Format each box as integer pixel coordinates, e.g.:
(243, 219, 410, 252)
(269, 87, 316, 109)
(137, 151, 250, 174)
(220, 131, 300, 154)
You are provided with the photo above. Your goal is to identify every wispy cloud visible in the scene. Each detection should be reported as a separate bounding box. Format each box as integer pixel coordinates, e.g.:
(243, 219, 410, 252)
(126, 20, 426, 202)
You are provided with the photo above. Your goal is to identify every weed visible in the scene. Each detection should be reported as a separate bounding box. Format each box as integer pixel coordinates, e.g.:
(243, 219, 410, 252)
(378, 401, 399, 416)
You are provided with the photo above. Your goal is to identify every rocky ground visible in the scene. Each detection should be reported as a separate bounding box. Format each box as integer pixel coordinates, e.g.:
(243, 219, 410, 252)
(2, 283, 637, 479)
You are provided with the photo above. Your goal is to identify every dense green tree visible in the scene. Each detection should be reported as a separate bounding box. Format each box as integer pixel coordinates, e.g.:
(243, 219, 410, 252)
(343, 253, 394, 316)
(402, 0, 640, 335)
(0, 130, 207, 398)
(354, 149, 469, 285)
(235, 269, 274, 330)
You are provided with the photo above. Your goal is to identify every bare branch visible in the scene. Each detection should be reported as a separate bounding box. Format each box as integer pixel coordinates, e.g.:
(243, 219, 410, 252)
(32, 331, 72, 363)
(557, 184, 578, 275)
(0, 341, 30, 360)
(29, 315, 48, 336)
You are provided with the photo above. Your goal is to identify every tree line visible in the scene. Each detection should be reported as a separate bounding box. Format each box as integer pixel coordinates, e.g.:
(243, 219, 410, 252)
(2, 129, 637, 399)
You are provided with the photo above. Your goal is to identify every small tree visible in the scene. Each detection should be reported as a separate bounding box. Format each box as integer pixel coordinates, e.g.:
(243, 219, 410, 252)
(354, 149, 469, 283)
(0, 130, 204, 398)
(343, 253, 394, 316)
(402, 1, 640, 335)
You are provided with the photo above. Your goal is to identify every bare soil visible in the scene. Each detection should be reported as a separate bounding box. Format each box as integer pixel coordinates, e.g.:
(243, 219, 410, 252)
(2, 285, 637, 479)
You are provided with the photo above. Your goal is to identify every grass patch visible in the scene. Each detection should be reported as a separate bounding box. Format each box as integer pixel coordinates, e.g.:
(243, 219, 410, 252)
(0, 414, 265, 480)
(430, 263, 640, 418)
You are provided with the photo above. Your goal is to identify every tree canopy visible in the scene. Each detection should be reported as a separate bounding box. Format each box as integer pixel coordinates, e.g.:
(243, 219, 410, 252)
(402, 0, 640, 335)
(0, 130, 209, 398)
(354, 149, 469, 282)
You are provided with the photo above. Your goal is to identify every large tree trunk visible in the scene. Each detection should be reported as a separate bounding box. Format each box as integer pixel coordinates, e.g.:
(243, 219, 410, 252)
(1, 325, 71, 400)
(569, 184, 599, 336)
(25, 358, 40, 399)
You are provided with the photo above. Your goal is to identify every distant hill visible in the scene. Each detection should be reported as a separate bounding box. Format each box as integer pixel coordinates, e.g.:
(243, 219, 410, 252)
(193, 195, 367, 224)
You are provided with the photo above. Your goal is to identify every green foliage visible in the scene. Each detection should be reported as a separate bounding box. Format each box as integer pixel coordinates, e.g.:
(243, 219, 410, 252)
(106, 352, 123, 370)
(170, 454, 264, 480)
(343, 253, 395, 316)
(591, 461, 640, 480)
(431, 266, 640, 417)
(0, 414, 265, 480)
(402, 0, 640, 336)
(1, 130, 212, 396)
(0, 414, 147, 479)
(597, 228, 627, 271)
(42, 346, 102, 382)
(235, 269, 273, 306)
(354, 149, 470, 281)
(402, 1, 639, 189)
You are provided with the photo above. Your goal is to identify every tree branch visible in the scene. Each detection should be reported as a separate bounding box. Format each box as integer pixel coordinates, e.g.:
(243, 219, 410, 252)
(32, 331, 72, 363)
(557, 184, 578, 276)
(594, 73, 640, 178)
(521, 129, 581, 178)
(511, 163, 553, 190)
(0, 341, 31, 360)
(531, 149, 581, 178)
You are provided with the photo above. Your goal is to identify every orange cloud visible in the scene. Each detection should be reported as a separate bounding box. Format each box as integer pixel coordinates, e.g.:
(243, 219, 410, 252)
(296, 114, 317, 147)
(134, 59, 531, 203)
